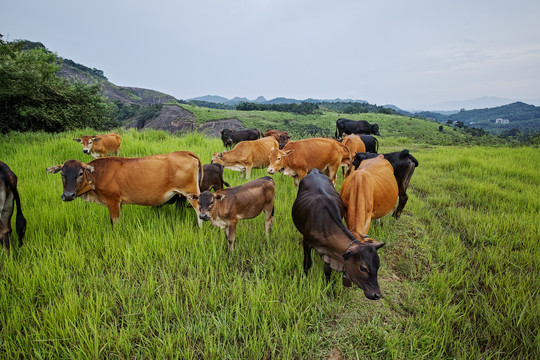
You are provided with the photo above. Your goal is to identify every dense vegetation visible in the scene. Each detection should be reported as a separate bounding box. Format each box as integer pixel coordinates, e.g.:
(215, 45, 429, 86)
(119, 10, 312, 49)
(0, 130, 538, 359)
(236, 101, 320, 115)
(0, 38, 116, 133)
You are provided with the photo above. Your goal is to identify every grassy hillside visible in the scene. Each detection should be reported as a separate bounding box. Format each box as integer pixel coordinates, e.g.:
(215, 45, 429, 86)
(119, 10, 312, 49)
(0, 129, 538, 358)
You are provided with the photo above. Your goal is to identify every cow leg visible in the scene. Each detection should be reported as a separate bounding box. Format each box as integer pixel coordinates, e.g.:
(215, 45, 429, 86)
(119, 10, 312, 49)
(245, 165, 252, 179)
(302, 240, 312, 275)
(295, 170, 307, 186)
(328, 163, 340, 185)
(0, 220, 10, 254)
(324, 262, 332, 282)
(393, 169, 414, 219)
(226, 222, 237, 252)
(0, 188, 13, 253)
(105, 198, 122, 229)
(264, 205, 274, 235)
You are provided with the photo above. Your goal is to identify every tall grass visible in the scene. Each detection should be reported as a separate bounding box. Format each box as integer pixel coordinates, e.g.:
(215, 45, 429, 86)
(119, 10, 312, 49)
(0, 130, 538, 358)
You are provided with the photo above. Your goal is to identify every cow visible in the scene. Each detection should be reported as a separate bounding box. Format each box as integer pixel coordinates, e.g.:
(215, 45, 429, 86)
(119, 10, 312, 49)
(340, 134, 366, 176)
(212, 136, 279, 179)
(351, 149, 419, 219)
(264, 129, 291, 149)
(358, 135, 379, 153)
(166, 163, 230, 206)
(340, 155, 398, 237)
(46, 151, 203, 228)
(335, 118, 380, 138)
(220, 128, 262, 149)
(187, 176, 275, 252)
(73, 132, 122, 159)
(0, 162, 27, 253)
(291, 169, 385, 300)
(267, 137, 347, 186)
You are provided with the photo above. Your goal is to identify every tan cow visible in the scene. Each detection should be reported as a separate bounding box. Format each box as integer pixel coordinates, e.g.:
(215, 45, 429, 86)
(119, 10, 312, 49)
(187, 177, 275, 252)
(73, 132, 122, 158)
(267, 137, 347, 186)
(212, 136, 279, 179)
(341, 134, 366, 176)
(340, 155, 398, 237)
(46, 151, 203, 227)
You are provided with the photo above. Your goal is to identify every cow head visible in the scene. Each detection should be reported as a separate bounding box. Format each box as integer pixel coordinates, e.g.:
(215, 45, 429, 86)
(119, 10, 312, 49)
(211, 152, 225, 165)
(278, 133, 291, 149)
(220, 129, 234, 147)
(267, 148, 294, 174)
(187, 191, 225, 222)
(73, 135, 101, 155)
(371, 124, 381, 136)
(342, 240, 385, 300)
(351, 152, 378, 170)
(46, 160, 95, 201)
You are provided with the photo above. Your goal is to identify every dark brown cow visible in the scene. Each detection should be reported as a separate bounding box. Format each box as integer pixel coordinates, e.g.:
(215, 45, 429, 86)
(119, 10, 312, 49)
(264, 129, 291, 149)
(351, 150, 418, 218)
(187, 177, 275, 252)
(0, 161, 27, 253)
(292, 169, 384, 300)
(340, 155, 398, 237)
(267, 138, 347, 186)
(46, 151, 203, 227)
(73, 132, 122, 158)
(212, 136, 279, 179)
(220, 128, 262, 149)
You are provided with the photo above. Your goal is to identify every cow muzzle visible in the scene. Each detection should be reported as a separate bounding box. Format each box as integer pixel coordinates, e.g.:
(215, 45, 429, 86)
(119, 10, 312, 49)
(199, 213, 211, 221)
(267, 168, 275, 175)
(61, 192, 77, 201)
(83, 149, 90, 154)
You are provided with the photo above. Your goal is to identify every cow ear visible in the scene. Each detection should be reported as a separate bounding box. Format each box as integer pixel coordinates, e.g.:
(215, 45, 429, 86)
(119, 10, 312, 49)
(284, 149, 294, 156)
(92, 137, 102, 142)
(342, 251, 353, 260)
(370, 241, 385, 250)
(186, 194, 199, 201)
(215, 194, 226, 201)
(83, 164, 95, 173)
(73, 138, 82, 143)
(46, 165, 63, 174)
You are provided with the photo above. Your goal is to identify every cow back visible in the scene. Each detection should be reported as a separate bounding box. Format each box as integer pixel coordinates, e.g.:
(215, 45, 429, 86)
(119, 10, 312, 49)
(283, 138, 343, 170)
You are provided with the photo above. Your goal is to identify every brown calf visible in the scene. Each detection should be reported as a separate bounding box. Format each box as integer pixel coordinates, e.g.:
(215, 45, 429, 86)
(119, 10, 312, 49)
(188, 176, 275, 252)
(73, 132, 122, 158)
(264, 129, 291, 149)
(0, 161, 27, 253)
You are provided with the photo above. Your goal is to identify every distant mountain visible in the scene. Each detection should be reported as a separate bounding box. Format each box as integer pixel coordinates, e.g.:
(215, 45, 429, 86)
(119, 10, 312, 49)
(188, 95, 368, 105)
(425, 96, 540, 112)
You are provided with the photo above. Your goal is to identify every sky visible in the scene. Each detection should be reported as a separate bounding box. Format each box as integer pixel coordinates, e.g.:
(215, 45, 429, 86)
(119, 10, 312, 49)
(2, 0, 540, 110)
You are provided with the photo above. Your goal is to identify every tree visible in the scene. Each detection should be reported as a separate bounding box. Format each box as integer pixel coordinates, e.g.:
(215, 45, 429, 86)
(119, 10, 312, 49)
(0, 37, 116, 133)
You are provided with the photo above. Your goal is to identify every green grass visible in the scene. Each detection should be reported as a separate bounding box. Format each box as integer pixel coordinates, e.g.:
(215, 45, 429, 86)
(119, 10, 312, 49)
(0, 129, 538, 359)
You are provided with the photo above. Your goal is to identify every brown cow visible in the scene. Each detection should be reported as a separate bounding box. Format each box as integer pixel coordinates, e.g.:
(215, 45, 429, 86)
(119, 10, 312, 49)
(292, 169, 384, 300)
(212, 136, 279, 179)
(340, 155, 398, 237)
(267, 137, 347, 186)
(46, 151, 203, 227)
(0, 161, 27, 253)
(341, 134, 366, 176)
(187, 177, 275, 252)
(264, 129, 291, 149)
(73, 132, 122, 158)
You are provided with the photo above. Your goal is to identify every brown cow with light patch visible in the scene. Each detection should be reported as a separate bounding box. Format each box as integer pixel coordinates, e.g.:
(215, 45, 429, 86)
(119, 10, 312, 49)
(46, 151, 203, 228)
(212, 136, 279, 179)
(187, 176, 275, 252)
(264, 129, 291, 149)
(0, 161, 27, 253)
(73, 132, 122, 158)
(292, 169, 384, 300)
(267, 137, 346, 186)
(340, 155, 398, 237)
(340, 134, 366, 176)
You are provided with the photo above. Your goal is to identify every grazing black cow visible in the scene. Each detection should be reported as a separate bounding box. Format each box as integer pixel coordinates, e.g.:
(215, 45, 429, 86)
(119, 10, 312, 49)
(359, 135, 379, 153)
(291, 169, 385, 300)
(220, 128, 262, 149)
(0, 161, 27, 253)
(352, 150, 419, 219)
(335, 118, 381, 138)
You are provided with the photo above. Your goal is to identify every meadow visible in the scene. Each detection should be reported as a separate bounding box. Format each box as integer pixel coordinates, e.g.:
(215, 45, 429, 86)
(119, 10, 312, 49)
(0, 128, 538, 359)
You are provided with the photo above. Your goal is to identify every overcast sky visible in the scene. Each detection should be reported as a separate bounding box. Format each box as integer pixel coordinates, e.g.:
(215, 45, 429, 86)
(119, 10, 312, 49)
(2, 0, 540, 110)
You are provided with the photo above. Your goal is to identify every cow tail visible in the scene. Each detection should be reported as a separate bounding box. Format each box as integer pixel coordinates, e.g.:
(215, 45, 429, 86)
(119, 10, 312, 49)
(197, 158, 203, 193)
(223, 180, 231, 188)
(7, 177, 27, 243)
(374, 137, 379, 153)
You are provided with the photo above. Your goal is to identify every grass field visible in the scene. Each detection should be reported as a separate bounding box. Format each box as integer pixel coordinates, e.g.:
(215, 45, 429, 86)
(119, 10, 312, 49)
(0, 129, 538, 359)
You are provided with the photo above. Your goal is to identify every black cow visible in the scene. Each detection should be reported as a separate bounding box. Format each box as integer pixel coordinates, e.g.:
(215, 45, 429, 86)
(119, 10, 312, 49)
(352, 150, 419, 219)
(335, 118, 380, 138)
(0, 161, 27, 253)
(359, 135, 379, 153)
(220, 128, 262, 149)
(166, 163, 230, 206)
(291, 169, 385, 300)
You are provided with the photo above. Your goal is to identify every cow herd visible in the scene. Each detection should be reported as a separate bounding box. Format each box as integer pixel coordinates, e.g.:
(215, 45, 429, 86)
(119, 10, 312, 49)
(1, 118, 418, 300)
